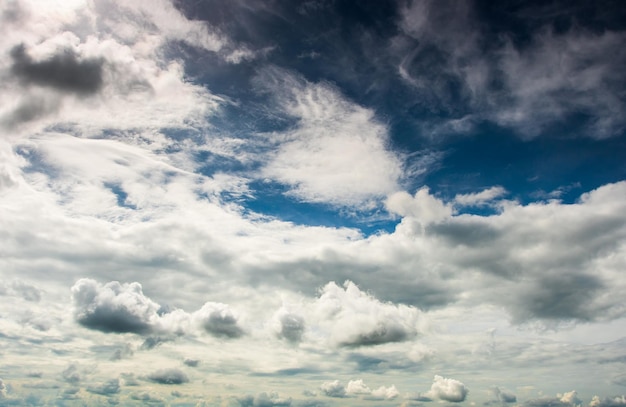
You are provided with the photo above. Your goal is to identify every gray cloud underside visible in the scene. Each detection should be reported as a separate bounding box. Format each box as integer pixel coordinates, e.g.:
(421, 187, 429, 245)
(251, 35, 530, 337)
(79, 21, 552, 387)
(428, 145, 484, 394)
(147, 368, 189, 385)
(10, 44, 104, 96)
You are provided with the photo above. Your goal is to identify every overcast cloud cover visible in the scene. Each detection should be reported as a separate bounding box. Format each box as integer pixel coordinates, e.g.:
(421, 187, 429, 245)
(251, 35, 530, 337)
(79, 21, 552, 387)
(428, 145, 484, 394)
(1, 0, 626, 406)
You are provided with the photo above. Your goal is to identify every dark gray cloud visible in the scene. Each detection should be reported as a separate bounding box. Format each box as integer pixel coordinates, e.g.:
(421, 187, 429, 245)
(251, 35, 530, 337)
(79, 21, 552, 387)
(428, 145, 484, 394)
(147, 368, 189, 385)
(278, 313, 305, 343)
(110, 344, 134, 361)
(183, 358, 199, 367)
(87, 379, 120, 396)
(486, 387, 517, 405)
(0, 96, 60, 129)
(338, 323, 409, 348)
(130, 391, 165, 404)
(61, 365, 81, 384)
(510, 273, 605, 323)
(197, 303, 245, 339)
(10, 44, 104, 96)
(140, 336, 171, 350)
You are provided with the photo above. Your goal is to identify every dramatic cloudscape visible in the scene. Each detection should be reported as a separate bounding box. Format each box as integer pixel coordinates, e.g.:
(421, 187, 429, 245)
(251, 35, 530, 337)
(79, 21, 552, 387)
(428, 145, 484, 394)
(1, 0, 626, 406)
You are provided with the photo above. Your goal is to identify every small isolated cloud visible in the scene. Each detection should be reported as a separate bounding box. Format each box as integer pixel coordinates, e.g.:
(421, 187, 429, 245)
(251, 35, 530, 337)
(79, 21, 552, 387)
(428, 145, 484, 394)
(425, 375, 468, 403)
(386, 187, 452, 224)
(0, 378, 6, 398)
(194, 302, 245, 339)
(71, 279, 160, 335)
(320, 380, 346, 398)
(454, 186, 507, 207)
(87, 379, 120, 396)
(314, 281, 420, 348)
(183, 358, 200, 367)
(147, 368, 189, 385)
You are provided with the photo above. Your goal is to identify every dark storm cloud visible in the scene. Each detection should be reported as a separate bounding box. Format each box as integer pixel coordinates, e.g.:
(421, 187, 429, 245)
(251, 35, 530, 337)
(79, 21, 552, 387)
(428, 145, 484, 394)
(86, 379, 120, 396)
(147, 368, 189, 385)
(10, 44, 104, 95)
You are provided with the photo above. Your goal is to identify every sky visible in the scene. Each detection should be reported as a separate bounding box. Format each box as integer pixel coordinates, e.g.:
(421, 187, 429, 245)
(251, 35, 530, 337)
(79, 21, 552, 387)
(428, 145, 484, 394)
(1, 0, 626, 406)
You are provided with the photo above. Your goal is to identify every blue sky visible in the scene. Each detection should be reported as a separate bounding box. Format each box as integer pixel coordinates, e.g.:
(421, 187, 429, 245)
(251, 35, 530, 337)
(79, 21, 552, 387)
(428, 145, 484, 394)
(1, 0, 626, 406)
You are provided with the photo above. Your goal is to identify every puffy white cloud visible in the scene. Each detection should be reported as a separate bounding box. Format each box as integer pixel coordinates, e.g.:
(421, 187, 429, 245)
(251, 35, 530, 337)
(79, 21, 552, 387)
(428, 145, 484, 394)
(256, 67, 403, 208)
(71, 278, 246, 339)
(71, 279, 160, 335)
(386, 187, 453, 224)
(345, 379, 371, 395)
(370, 385, 399, 400)
(590, 396, 626, 407)
(524, 391, 582, 407)
(320, 380, 346, 398)
(454, 186, 507, 207)
(312, 281, 421, 348)
(425, 375, 468, 403)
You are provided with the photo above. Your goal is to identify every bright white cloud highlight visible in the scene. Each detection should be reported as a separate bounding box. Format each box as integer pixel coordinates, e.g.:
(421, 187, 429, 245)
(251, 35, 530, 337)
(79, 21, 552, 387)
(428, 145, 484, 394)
(312, 281, 421, 348)
(454, 186, 507, 207)
(425, 375, 469, 402)
(257, 67, 403, 208)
